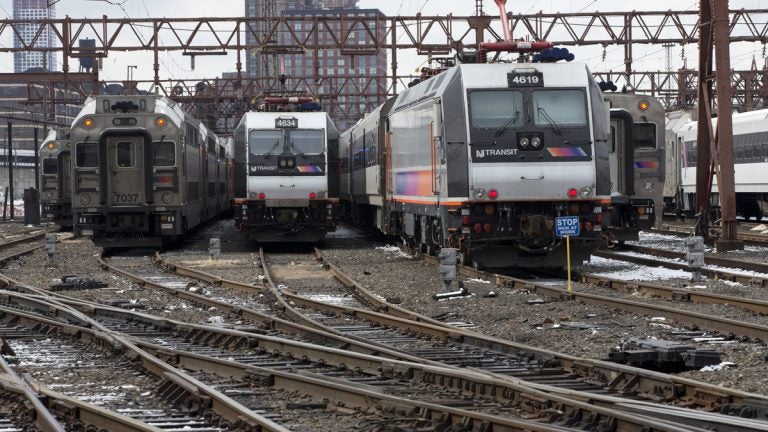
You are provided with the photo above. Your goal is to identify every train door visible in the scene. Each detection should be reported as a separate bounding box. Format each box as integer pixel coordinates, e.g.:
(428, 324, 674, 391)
(608, 112, 632, 195)
(107, 136, 145, 206)
(60, 151, 72, 201)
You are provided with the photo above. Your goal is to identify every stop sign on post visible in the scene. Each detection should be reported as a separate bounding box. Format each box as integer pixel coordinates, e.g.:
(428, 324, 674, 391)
(555, 216, 580, 237)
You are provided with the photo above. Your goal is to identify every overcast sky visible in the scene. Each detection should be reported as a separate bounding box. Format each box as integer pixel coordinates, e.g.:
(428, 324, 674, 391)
(0, 0, 766, 86)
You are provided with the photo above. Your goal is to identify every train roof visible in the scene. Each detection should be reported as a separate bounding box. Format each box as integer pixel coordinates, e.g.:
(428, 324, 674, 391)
(391, 62, 595, 113)
(676, 108, 768, 139)
(239, 111, 339, 140)
(72, 95, 188, 129)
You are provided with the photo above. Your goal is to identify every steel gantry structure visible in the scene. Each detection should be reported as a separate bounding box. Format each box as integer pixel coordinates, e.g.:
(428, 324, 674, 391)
(3, 8, 768, 129)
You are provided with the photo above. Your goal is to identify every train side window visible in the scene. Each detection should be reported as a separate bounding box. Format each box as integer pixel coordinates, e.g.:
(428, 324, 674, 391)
(76, 142, 98, 167)
(42, 157, 58, 174)
(117, 141, 135, 167)
(609, 126, 616, 153)
(632, 123, 656, 149)
(153, 140, 175, 166)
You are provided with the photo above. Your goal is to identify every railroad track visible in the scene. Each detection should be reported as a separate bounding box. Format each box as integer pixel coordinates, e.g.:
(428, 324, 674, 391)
(654, 223, 768, 245)
(619, 243, 768, 275)
(593, 248, 768, 288)
(150, 248, 768, 429)
(5, 238, 768, 430)
(0, 287, 670, 432)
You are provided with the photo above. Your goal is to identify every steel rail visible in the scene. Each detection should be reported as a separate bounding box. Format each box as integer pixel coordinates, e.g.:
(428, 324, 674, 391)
(156, 249, 768, 415)
(4, 290, 716, 432)
(0, 231, 46, 251)
(0, 355, 65, 432)
(593, 249, 768, 288)
(621, 243, 768, 274)
(0, 282, 291, 431)
(653, 224, 768, 245)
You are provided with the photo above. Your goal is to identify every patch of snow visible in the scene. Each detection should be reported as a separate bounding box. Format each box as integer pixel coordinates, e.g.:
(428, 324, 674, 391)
(585, 255, 692, 281)
(699, 361, 737, 372)
(207, 316, 225, 324)
(466, 278, 490, 284)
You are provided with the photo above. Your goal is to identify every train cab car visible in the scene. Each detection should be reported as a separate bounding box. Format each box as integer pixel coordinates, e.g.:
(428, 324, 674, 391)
(70, 95, 228, 247)
(233, 111, 339, 242)
(603, 93, 665, 244)
(39, 129, 73, 227)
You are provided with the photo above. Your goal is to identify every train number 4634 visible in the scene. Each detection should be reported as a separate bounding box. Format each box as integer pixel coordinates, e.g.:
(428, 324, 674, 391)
(113, 193, 139, 203)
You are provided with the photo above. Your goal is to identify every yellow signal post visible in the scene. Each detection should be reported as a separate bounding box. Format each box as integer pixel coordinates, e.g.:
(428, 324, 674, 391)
(566, 235, 572, 291)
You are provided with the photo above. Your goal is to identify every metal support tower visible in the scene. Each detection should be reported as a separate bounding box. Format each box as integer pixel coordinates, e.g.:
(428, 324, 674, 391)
(695, 0, 714, 239)
(712, 0, 743, 252)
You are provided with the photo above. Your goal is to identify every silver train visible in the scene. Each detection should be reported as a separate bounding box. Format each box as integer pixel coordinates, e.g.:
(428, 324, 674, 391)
(233, 111, 339, 242)
(39, 129, 73, 227)
(603, 93, 665, 244)
(341, 62, 610, 268)
(666, 109, 767, 221)
(70, 95, 233, 247)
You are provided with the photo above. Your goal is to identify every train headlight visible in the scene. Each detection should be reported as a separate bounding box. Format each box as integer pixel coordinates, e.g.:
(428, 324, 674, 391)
(46, 142, 56, 150)
(155, 117, 167, 127)
(531, 136, 542, 149)
(79, 194, 91, 205)
(580, 186, 592, 198)
(162, 192, 174, 204)
(638, 101, 649, 111)
(82, 117, 95, 129)
(473, 188, 486, 199)
(279, 159, 287, 168)
(46, 191, 53, 199)
(518, 137, 530, 149)
(287, 159, 295, 168)
(643, 182, 654, 191)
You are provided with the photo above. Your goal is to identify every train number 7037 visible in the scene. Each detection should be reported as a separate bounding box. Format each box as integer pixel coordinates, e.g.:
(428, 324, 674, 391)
(113, 193, 139, 203)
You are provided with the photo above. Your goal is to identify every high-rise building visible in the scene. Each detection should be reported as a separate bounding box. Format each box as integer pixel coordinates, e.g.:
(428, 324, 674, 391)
(244, 0, 384, 130)
(13, 0, 57, 72)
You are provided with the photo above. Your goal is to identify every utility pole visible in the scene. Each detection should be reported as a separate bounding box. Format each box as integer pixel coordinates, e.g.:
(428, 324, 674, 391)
(712, 0, 743, 252)
(695, 0, 713, 239)
(6, 118, 13, 219)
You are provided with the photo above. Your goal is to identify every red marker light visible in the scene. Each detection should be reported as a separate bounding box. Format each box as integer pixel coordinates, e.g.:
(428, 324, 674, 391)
(258, 193, 265, 199)
(488, 189, 499, 200)
(462, 215, 470, 225)
(309, 192, 317, 199)
(483, 223, 493, 234)
(567, 188, 578, 198)
(473, 223, 483, 234)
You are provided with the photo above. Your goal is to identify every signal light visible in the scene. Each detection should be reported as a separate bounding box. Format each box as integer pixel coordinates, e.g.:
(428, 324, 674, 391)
(483, 223, 493, 234)
(155, 117, 167, 127)
(309, 192, 317, 199)
(46, 142, 55, 150)
(83, 117, 95, 128)
(637, 207, 647, 215)
(462, 216, 470, 224)
(473, 223, 483, 234)
(258, 192, 265, 200)
(567, 188, 578, 198)
(639, 101, 649, 111)
(484, 204, 496, 216)
(488, 189, 499, 200)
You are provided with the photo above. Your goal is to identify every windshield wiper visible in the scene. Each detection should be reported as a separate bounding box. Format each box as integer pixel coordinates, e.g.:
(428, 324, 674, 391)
(536, 106, 563, 135)
(290, 142, 308, 159)
(493, 110, 521, 137)
(263, 140, 282, 159)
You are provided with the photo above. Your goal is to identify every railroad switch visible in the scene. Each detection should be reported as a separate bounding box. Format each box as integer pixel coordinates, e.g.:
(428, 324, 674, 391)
(44, 233, 57, 262)
(609, 337, 721, 371)
(434, 248, 470, 299)
(209, 237, 221, 259)
(685, 236, 705, 282)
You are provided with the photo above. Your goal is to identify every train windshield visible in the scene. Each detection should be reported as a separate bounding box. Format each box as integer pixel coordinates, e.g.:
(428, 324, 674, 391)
(532, 90, 587, 126)
(42, 157, 58, 174)
(469, 90, 523, 128)
(633, 123, 656, 149)
(290, 129, 324, 155)
(76, 142, 98, 167)
(153, 140, 175, 166)
(248, 130, 284, 155)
